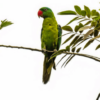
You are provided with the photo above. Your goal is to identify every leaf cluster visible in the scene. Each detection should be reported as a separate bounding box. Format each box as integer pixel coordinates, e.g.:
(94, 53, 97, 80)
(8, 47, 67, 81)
(50, 45, 81, 68)
(52, 5, 100, 67)
(58, 5, 100, 50)
(0, 19, 13, 30)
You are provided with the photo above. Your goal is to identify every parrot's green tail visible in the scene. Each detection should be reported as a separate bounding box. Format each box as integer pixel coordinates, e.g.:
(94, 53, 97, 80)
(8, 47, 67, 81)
(43, 56, 54, 84)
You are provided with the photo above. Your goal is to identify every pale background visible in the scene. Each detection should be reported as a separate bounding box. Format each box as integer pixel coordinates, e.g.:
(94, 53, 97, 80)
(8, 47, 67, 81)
(0, 0, 100, 100)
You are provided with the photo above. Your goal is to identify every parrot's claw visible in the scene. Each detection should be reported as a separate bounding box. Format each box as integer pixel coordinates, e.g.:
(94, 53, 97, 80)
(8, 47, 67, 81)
(53, 49, 57, 52)
(42, 49, 47, 53)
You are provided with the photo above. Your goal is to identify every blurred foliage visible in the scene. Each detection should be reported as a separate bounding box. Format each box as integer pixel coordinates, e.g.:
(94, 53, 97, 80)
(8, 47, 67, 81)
(51, 5, 100, 67)
(0, 19, 13, 30)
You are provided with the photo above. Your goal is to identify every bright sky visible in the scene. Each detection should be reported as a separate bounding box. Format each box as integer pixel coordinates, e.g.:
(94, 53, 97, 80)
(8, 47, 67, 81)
(0, 0, 100, 100)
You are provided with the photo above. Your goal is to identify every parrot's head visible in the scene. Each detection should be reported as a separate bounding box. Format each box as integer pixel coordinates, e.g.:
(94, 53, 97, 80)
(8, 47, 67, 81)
(38, 7, 54, 18)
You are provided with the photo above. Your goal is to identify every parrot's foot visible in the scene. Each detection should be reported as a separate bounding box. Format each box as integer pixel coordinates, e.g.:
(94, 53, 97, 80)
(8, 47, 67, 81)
(53, 49, 57, 52)
(42, 49, 47, 53)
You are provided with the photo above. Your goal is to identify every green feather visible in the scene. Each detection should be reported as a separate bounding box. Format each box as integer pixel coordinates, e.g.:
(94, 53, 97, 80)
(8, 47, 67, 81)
(57, 25, 62, 50)
(40, 7, 62, 84)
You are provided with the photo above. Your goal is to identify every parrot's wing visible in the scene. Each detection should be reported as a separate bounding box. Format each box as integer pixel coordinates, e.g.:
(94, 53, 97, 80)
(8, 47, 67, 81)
(41, 25, 62, 50)
(41, 28, 43, 40)
(57, 25, 62, 50)
(41, 28, 43, 49)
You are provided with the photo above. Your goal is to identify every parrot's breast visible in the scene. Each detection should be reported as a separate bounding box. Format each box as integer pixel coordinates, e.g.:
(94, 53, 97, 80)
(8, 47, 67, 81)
(42, 18, 58, 50)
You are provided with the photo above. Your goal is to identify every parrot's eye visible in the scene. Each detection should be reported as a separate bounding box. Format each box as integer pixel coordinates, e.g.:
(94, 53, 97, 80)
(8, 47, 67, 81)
(44, 8, 47, 11)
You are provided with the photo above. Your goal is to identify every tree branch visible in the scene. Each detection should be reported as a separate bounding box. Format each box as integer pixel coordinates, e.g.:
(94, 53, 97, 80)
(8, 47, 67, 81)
(0, 45, 54, 53)
(62, 51, 100, 62)
(0, 44, 100, 62)
(96, 93, 100, 100)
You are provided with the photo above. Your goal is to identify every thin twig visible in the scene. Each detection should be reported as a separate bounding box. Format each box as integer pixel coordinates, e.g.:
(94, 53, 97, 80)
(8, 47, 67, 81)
(76, 15, 92, 21)
(56, 54, 67, 66)
(64, 54, 75, 67)
(0, 45, 53, 53)
(62, 51, 100, 62)
(88, 36, 100, 42)
(63, 54, 73, 67)
(61, 57, 69, 68)
(0, 44, 100, 62)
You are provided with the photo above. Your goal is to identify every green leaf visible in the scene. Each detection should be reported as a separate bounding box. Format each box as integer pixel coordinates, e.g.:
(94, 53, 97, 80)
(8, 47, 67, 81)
(62, 34, 75, 45)
(66, 45, 70, 51)
(58, 10, 76, 15)
(95, 24, 100, 30)
(70, 35, 79, 46)
(84, 21, 91, 26)
(56, 54, 67, 66)
(74, 5, 81, 15)
(63, 55, 75, 67)
(95, 44, 100, 50)
(75, 39, 86, 47)
(78, 19, 89, 23)
(91, 10, 99, 17)
(0, 19, 13, 30)
(72, 36, 83, 47)
(76, 17, 85, 20)
(94, 16, 100, 21)
(74, 25, 79, 32)
(90, 16, 98, 19)
(67, 17, 78, 25)
(81, 10, 86, 16)
(50, 53, 61, 60)
(90, 32, 94, 36)
(79, 23, 84, 27)
(84, 5, 91, 18)
(78, 26, 92, 31)
(76, 47, 81, 52)
(50, 49, 66, 59)
(52, 49, 66, 56)
(90, 34, 100, 41)
(83, 40, 94, 49)
(96, 12, 99, 16)
(78, 23, 84, 33)
(74, 23, 84, 33)
(72, 47, 76, 52)
(83, 29, 94, 40)
(91, 10, 96, 16)
(62, 25, 73, 31)
(91, 21, 97, 27)
(95, 25, 100, 31)
(94, 30, 99, 37)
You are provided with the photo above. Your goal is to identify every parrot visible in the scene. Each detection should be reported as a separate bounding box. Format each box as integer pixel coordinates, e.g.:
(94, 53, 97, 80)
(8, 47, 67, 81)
(38, 7, 62, 84)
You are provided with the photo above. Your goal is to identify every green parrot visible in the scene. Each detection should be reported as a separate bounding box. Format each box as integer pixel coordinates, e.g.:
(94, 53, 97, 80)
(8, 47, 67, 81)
(38, 7, 62, 84)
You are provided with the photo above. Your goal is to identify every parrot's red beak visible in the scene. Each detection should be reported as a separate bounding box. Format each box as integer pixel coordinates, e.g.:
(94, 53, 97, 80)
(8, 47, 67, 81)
(38, 10, 43, 17)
